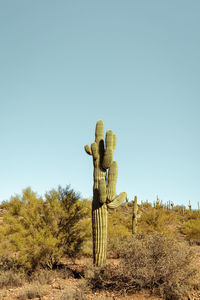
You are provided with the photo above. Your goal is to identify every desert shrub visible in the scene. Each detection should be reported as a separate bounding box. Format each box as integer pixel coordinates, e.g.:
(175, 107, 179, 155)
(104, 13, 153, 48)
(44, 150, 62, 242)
(140, 201, 152, 209)
(85, 265, 107, 290)
(0, 289, 7, 298)
(75, 199, 92, 257)
(61, 281, 87, 300)
(86, 233, 199, 299)
(119, 233, 199, 299)
(30, 269, 55, 285)
(173, 205, 187, 216)
(183, 209, 200, 222)
(182, 218, 200, 243)
(85, 263, 127, 298)
(138, 207, 177, 234)
(85, 264, 118, 291)
(0, 186, 87, 272)
(107, 209, 130, 257)
(0, 270, 25, 288)
(17, 283, 43, 299)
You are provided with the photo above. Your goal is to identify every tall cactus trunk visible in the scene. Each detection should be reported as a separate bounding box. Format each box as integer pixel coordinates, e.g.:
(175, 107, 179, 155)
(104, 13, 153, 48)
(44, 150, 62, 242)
(92, 199, 107, 266)
(85, 120, 127, 266)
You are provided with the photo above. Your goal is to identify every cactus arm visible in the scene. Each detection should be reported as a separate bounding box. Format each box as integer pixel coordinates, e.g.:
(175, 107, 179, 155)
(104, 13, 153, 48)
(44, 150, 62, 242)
(107, 192, 127, 209)
(91, 142, 98, 160)
(95, 120, 104, 142)
(106, 161, 117, 201)
(102, 130, 114, 169)
(113, 134, 117, 150)
(99, 179, 107, 204)
(85, 144, 92, 155)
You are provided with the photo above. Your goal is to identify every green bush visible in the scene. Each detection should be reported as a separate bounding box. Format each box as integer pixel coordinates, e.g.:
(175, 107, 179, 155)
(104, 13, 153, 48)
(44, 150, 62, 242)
(107, 209, 130, 257)
(0, 186, 87, 272)
(138, 207, 177, 234)
(182, 218, 200, 243)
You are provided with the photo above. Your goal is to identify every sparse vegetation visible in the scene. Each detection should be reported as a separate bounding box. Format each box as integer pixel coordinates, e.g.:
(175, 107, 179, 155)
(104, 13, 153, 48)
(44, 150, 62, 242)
(0, 189, 200, 299)
(17, 283, 43, 299)
(0, 270, 25, 288)
(119, 233, 200, 299)
(61, 281, 87, 300)
(86, 233, 200, 300)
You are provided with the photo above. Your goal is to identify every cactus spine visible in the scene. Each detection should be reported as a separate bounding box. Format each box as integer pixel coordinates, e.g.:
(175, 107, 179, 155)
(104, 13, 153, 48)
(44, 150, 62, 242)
(132, 195, 138, 234)
(85, 120, 127, 266)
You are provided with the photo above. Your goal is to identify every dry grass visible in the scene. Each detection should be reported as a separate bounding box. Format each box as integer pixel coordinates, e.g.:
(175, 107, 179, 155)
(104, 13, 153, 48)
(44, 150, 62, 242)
(119, 233, 200, 299)
(0, 270, 25, 288)
(17, 283, 43, 299)
(61, 284, 87, 300)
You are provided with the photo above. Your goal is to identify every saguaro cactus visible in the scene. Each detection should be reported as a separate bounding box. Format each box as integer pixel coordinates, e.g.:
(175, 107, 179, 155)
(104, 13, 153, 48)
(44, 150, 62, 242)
(84, 120, 127, 266)
(132, 195, 138, 234)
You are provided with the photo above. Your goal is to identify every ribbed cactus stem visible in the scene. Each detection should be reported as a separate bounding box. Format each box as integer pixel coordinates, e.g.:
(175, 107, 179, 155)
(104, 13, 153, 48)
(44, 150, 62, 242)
(132, 195, 138, 234)
(85, 120, 127, 266)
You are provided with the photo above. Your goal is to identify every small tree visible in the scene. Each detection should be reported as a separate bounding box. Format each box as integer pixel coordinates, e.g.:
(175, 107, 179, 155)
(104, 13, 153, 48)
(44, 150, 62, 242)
(0, 186, 86, 272)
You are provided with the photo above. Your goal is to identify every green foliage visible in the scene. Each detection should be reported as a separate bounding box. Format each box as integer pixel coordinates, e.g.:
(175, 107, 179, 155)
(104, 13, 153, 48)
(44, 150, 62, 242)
(107, 209, 130, 257)
(182, 218, 200, 243)
(183, 209, 200, 221)
(140, 201, 152, 209)
(0, 186, 86, 272)
(138, 206, 177, 234)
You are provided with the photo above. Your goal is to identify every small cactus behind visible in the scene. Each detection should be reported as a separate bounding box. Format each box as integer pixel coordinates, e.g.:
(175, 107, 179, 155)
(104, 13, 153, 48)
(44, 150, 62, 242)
(188, 200, 192, 211)
(171, 201, 174, 210)
(156, 196, 160, 208)
(132, 195, 138, 234)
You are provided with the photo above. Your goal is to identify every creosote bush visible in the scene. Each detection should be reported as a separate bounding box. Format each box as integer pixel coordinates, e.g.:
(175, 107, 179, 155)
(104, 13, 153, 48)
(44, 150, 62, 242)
(119, 233, 200, 299)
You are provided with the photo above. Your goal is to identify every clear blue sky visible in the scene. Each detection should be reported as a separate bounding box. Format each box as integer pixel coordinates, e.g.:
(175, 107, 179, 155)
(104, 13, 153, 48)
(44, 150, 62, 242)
(0, 1, 200, 208)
